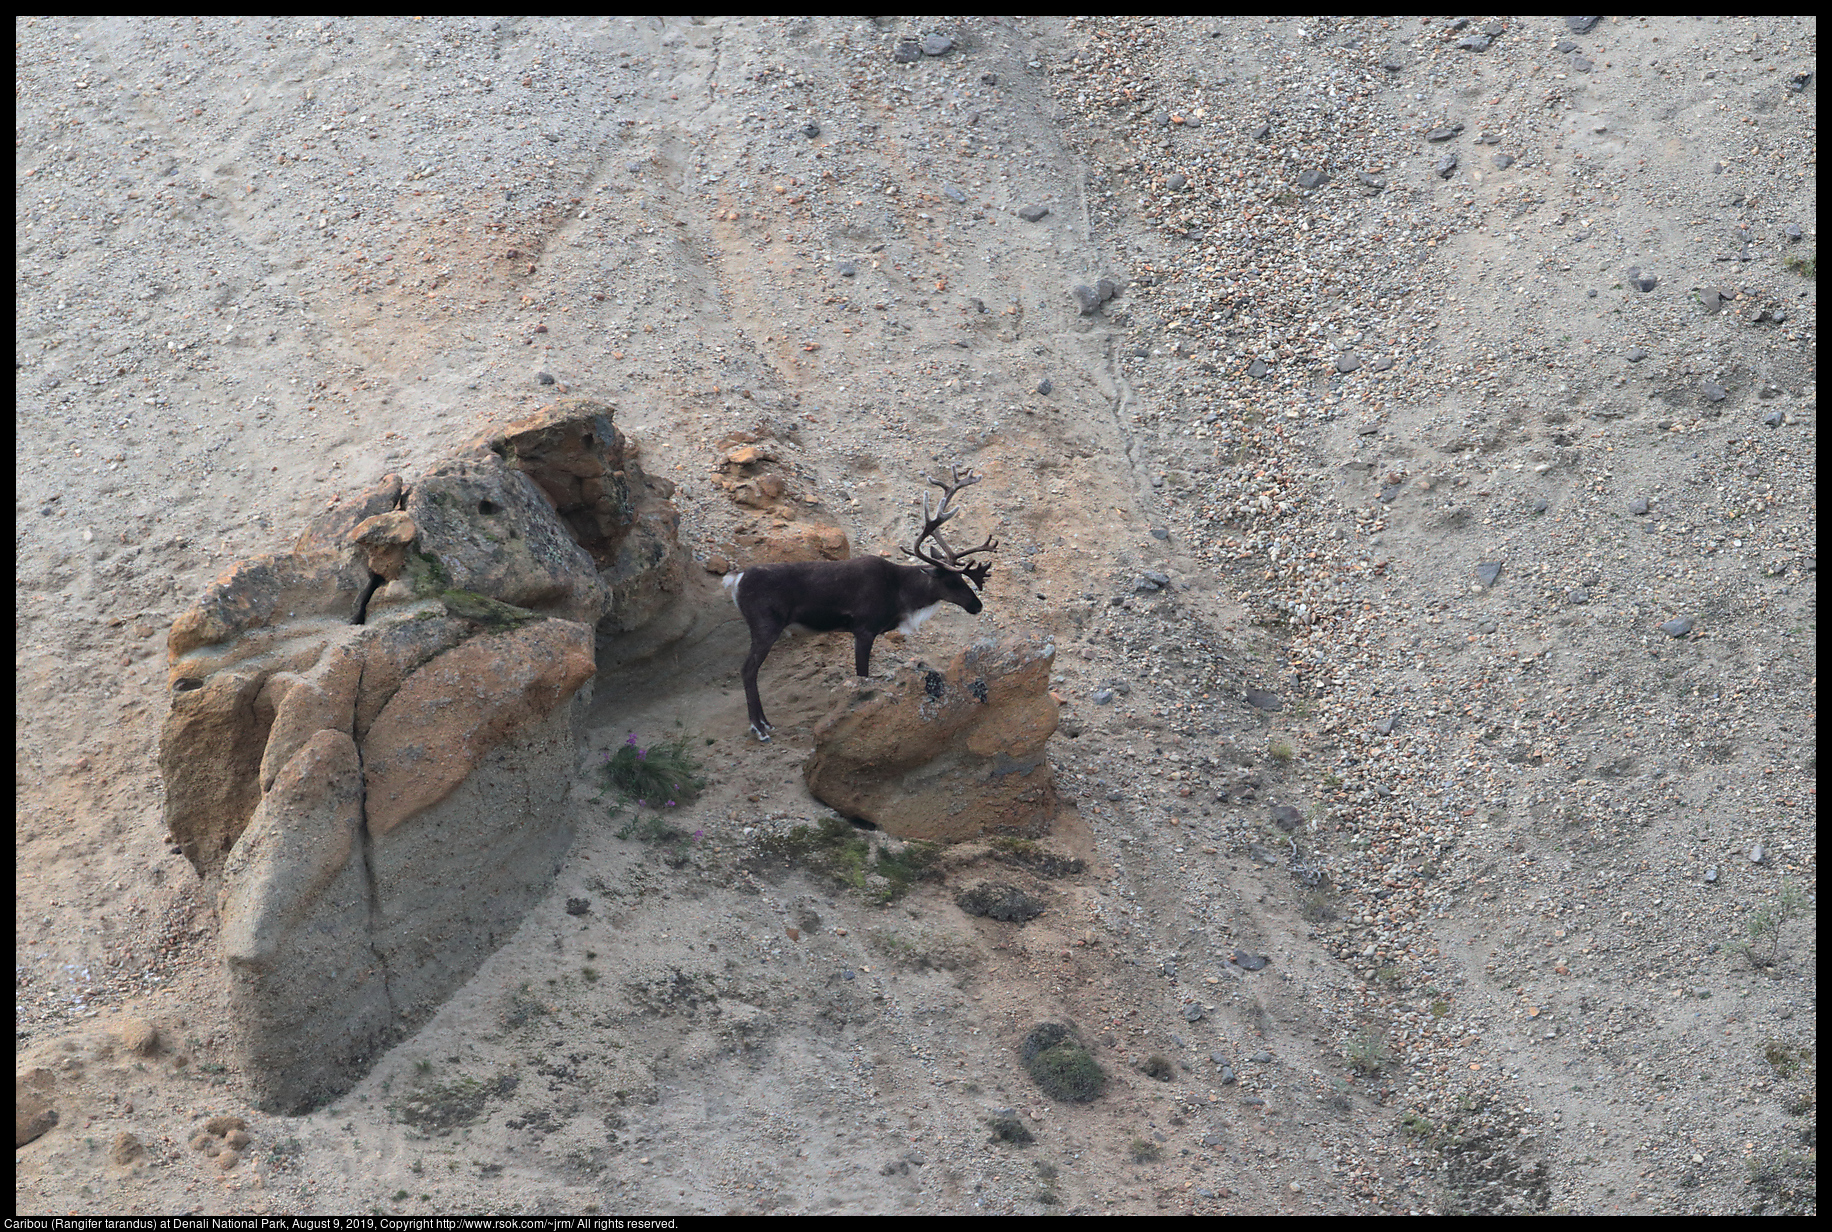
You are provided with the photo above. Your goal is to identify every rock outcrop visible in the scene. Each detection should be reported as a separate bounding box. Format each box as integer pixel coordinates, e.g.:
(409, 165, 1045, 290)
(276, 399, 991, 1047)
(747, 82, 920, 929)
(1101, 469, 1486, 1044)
(158, 397, 681, 1112)
(802, 638, 1062, 842)
(705, 430, 851, 569)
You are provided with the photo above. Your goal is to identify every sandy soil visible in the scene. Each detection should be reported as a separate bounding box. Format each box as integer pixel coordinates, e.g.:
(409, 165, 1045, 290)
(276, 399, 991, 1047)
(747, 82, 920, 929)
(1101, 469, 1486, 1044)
(16, 15, 1816, 1216)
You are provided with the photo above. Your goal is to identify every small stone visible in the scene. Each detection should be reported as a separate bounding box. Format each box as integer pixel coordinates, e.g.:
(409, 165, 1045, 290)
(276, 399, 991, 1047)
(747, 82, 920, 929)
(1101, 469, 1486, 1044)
(1150, 527, 1170, 541)
(1476, 619, 1498, 634)
(1493, 153, 1516, 169)
(1748, 841, 1767, 866)
(1784, 223, 1803, 241)
(802, 122, 820, 139)
(1167, 173, 1188, 191)
(942, 183, 967, 204)
(921, 33, 953, 57)
(1568, 587, 1590, 605)
(565, 897, 590, 916)
(1296, 169, 1329, 190)
(1247, 358, 1271, 380)
(1629, 497, 1650, 516)
(892, 40, 921, 64)
(1070, 284, 1102, 314)
(1376, 714, 1398, 736)
(981, 73, 997, 86)
(837, 260, 858, 277)
(1475, 561, 1504, 588)
(1566, 16, 1601, 33)
(1243, 688, 1281, 712)
(1531, 496, 1549, 514)
(1434, 152, 1459, 179)
(1335, 353, 1361, 373)
(842, 969, 855, 981)
(1660, 617, 1694, 638)
(1556, 39, 1578, 53)
(1251, 122, 1271, 142)
(1036, 378, 1052, 395)
(117, 1018, 160, 1056)
(1702, 383, 1727, 403)
(1700, 288, 1727, 315)
(1763, 409, 1784, 428)
(1426, 126, 1462, 142)
(1091, 688, 1114, 706)
(1356, 171, 1386, 191)
(1232, 951, 1269, 972)
(1634, 274, 1659, 293)
(1456, 33, 1492, 52)
(536, 371, 555, 386)
(1624, 347, 1648, 362)
(1368, 354, 1394, 371)
(1017, 203, 1049, 222)
(1269, 804, 1302, 832)
(215, 1149, 241, 1171)
(1476, 131, 1501, 144)
(1184, 1003, 1206, 1023)
(1704, 866, 1719, 883)
(1785, 71, 1811, 92)
(1572, 56, 1593, 73)
(1219, 1066, 1236, 1086)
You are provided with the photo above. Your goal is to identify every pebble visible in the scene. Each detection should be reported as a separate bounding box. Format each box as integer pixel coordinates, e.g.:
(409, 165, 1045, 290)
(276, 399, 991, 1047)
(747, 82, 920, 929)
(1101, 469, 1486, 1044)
(1167, 173, 1188, 191)
(1425, 126, 1463, 143)
(1247, 358, 1271, 380)
(1270, 804, 1303, 832)
(1036, 378, 1053, 395)
(1334, 353, 1360, 373)
(1625, 346, 1649, 362)
(1660, 617, 1694, 638)
(1017, 203, 1050, 222)
(1356, 171, 1386, 191)
(941, 183, 967, 204)
(1629, 497, 1650, 516)
(1567, 587, 1590, 605)
(1434, 152, 1458, 179)
(1747, 841, 1767, 865)
(1566, 15, 1601, 33)
(802, 122, 820, 139)
(537, 371, 555, 385)
(1233, 952, 1269, 973)
(837, 261, 858, 277)
(1493, 152, 1516, 169)
(1705, 866, 1720, 884)
(1702, 383, 1727, 403)
(1071, 285, 1103, 314)
(1376, 714, 1398, 736)
(1243, 688, 1281, 712)
(921, 33, 953, 57)
(1475, 561, 1504, 588)
(1183, 1003, 1206, 1022)
(1296, 169, 1329, 190)
(1762, 409, 1784, 428)
(1455, 33, 1493, 52)
(892, 40, 921, 64)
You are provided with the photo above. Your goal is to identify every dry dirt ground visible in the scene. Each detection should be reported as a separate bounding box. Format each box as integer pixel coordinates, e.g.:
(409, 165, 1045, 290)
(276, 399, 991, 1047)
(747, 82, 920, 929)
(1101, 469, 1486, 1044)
(16, 15, 1816, 1216)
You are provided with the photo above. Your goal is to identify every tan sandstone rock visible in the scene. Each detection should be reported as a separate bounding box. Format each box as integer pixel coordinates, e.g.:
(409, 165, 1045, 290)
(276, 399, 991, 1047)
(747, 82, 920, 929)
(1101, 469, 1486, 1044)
(16, 1067, 56, 1147)
(159, 398, 684, 1112)
(803, 638, 1062, 842)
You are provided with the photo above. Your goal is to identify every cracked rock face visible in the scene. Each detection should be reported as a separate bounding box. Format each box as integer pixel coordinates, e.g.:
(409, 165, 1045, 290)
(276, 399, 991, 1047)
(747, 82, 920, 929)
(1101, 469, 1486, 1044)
(802, 637, 1063, 842)
(157, 398, 680, 1112)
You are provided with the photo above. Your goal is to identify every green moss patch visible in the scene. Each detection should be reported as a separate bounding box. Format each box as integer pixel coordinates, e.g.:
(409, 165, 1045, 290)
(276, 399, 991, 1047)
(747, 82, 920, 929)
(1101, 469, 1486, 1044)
(1020, 1022, 1106, 1103)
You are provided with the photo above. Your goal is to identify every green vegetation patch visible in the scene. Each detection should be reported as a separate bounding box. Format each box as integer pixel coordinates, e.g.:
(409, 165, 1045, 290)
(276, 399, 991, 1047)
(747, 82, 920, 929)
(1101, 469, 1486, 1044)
(987, 1110, 1035, 1146)
(392, 1073, 518, 1133)
(751, 815, 940, 905)
(1020, 1022, 1107, 1103)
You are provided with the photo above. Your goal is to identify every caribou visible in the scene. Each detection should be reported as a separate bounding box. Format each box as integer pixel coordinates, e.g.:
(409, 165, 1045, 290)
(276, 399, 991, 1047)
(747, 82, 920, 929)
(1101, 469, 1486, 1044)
(724, 466, 998, 741)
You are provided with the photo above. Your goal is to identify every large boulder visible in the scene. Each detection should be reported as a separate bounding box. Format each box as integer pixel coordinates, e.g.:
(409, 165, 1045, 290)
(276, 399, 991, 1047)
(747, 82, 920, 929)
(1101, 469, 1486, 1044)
(158, 398, 681, 1112)
(803, 638, 1062, 842)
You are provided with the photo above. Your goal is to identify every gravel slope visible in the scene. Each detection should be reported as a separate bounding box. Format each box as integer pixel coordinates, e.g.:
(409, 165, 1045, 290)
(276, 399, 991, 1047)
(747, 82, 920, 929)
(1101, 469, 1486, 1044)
(16, 15, 1815, 1217)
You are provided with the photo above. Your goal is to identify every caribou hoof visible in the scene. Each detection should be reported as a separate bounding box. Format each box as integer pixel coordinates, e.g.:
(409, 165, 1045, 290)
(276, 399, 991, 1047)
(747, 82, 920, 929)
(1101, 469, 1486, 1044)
(750, 721, 774, 742)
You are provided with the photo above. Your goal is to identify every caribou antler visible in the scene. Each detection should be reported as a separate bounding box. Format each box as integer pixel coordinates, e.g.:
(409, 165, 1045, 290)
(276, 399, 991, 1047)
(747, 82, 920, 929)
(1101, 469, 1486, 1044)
(901, 466, 999, 588)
